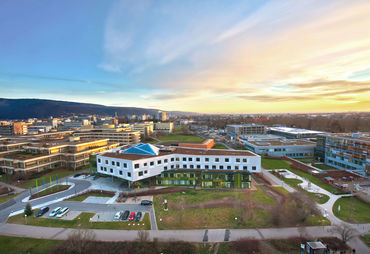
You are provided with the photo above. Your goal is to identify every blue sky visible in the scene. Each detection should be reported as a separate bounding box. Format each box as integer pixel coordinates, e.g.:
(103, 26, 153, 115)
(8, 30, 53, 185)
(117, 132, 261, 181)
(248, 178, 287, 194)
(1, 0, 369, 113)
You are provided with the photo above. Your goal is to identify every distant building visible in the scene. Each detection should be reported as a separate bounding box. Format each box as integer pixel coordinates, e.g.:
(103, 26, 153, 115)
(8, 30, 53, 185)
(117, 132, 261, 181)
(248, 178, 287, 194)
(132, 122, 154, 136)
(226, 124, 266, 137)
(28, 125, 52, 133)
(12, 122, 28, 135)
(268, 127, 324, 139)
(242, 139, 315, 158)
(316, 133, 369, 176)
(156, 111, 168, 121)
(97, 143, 261, 189)
(154, 122, 174, 133)
(178, 139, 214, 149)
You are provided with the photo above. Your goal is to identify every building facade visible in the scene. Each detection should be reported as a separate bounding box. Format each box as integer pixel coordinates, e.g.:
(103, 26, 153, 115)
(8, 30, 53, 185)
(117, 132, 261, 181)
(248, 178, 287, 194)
(226, 124, 266, 137)
(97, 143, 261, 189)
(73, 127, 140, 144)
(268, 127, 324, 139)
(154, 122, 174, 133)
(316, 133, 369, 176)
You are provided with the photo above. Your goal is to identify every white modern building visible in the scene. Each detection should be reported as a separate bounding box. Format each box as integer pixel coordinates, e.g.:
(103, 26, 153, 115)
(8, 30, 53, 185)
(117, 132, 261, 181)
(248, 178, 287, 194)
(268, 127, 324, 139)
(97, 143, 261, 188)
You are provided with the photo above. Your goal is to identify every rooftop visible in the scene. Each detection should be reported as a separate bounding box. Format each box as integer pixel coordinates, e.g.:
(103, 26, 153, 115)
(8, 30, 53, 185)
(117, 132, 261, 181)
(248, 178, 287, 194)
(227, 124, 265, 128)
(320, 132, 370, 142)
(247, 139, 315, 147)
(269, 127, 324, 134)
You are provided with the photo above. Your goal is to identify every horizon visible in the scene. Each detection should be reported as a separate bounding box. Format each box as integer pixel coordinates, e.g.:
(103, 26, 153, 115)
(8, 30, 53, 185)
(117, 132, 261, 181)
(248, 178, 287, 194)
(1, 0, 370, 113)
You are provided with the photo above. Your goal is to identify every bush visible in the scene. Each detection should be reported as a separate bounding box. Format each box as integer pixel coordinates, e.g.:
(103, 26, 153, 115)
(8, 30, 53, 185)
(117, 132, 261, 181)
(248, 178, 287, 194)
(24, 203, 33, 216)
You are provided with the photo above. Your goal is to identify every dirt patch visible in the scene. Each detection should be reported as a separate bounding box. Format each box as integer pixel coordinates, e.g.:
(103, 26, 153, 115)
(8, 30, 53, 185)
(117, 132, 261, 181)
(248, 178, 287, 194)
(118, 187, 190, 202)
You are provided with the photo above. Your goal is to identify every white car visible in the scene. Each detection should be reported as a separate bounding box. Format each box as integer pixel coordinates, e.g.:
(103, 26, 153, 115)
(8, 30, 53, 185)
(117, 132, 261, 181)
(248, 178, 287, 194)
(56, 207, 69, 218)
(113, 211, 123, 220)
(49, 207, 62, 217)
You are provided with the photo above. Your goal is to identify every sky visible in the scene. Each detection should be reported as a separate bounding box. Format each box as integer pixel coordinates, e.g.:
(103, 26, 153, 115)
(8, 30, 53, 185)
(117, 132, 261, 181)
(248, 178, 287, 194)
(0, 0, 369, 113)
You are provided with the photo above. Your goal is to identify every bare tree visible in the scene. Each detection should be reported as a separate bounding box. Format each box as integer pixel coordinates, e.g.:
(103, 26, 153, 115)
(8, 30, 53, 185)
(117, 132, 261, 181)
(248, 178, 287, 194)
(64, 228, 96, 253)
(137, 230, 150, 242)
(331, 224, 356, 243)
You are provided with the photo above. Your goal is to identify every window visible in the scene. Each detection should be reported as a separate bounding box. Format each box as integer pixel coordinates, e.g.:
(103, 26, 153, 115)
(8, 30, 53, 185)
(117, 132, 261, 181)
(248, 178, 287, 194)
(119, 170, 123, 175)
(225, 158, 229, 162)
(190, 174, 194, 178)
(183, 157, 187, 161)
(104, 167, 107, 171)
(176, 164, 179, 168)
(98, 158, 101, 163)
(205, 158, 209, 162)
(205, 165, 209, 169)
(123, 163, 127, 168)
(171, 165, 175, 169)
(190, 165, 194, 169)
(236, 158, 240, 162)
(176, 157, 180, 161)
(117, 162, 120, 167)
(219, 165, 224, 170)
(197, 165, 201, 169)
(212, 165, 216, 169)
(243, 166, 248, 170)
(158, 160, 162, 164)
(227, 166, 231, 169)
(144, 162, 148, 167)
(138, 171, 143, 176)
(243, 158, 247, 163)
(110, 168, 113, 173)
(171, 158, 174, 162)
(164, 159, 168, 163)
(196, 157, 200, 162)
(215, 158, 219, 162)
(183, 165, 187, 169)
(144, 170, 148, 174)
(252, 166, 257, 170)
(127, 172, 131, 177)
(164, 166, 167, 170)
(100, 166, 104, 171)
(134, 164, 139, 169)
(105, 160, 108, 164)
(150, 161, 154, 166)
(235, 166, 239, 170)
(112, 161, 115, 166)
(188, 158, 192, 161)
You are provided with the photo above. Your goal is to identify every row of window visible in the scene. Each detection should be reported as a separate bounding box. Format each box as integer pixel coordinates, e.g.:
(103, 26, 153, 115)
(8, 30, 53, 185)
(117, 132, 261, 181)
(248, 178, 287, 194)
(99, 166, 149, 178)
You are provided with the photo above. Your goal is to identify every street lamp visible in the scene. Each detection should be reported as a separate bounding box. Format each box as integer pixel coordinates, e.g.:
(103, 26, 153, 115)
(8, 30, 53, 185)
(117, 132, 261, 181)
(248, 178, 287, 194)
(234, 217, 238, 227)
(24, 214, 28, 225)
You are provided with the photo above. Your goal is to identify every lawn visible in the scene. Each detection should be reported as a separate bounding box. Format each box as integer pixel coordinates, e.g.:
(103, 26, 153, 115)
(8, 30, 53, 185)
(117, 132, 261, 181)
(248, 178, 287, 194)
(296, 157, 315, 164)
(262, 157, 346, 194)
(30, 184, 71, 200)
(333, 197, 370, 223)
(154, 188, 276, 229)
(157, 134, 205, 143)
(313, 163, 337, 170)
(66, 192, 114, 202)
(361, 234, 370, 247)
(212, 143, 229, 149)
(7, 212, 151, 230)
(0, 235, 61, 254)
(0, 192, 19, 205)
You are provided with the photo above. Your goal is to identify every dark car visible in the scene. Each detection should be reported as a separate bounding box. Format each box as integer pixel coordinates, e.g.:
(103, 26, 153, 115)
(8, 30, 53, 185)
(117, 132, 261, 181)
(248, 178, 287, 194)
(121, 210, 130, 220)
(92, 175, 99, 180)
(140, 200, 152, 206)
(135, 212, 142, 222)
(73, 173, 81, 178)
(35, 206, 49, 217)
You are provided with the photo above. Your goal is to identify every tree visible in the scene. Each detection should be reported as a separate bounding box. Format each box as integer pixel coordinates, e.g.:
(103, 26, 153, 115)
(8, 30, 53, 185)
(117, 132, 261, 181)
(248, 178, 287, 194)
(63, 228, 96, 253)
(331, 224, 356, 243)
(24, 203, 33, 216)
(137, 230, 150, 242)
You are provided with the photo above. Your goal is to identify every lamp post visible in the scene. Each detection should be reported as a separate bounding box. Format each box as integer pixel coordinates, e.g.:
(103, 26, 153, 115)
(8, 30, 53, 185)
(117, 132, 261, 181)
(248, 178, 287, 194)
(25, 214, 28, 225)
(234, 217, 238, 227)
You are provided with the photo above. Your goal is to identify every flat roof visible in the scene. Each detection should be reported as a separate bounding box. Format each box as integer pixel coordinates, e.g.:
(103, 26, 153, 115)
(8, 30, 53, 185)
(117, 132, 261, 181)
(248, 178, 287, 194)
(1, 152, 51, 160)
(269, 127, 324, 134)
(100, 146, 256, 161)
(319, 132, 370, 142)
(227, 124, 265, 128)
(247, 139, 315, 147)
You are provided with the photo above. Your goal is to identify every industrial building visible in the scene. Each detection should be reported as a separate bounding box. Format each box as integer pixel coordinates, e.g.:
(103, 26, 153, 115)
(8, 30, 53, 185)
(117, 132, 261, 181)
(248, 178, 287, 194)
(268, 127, 324, 139)
(97, 143, 261, 189)
(242, 139, 316, 158)
(226, 124, 266, 137)
(316, 133, 369, 176)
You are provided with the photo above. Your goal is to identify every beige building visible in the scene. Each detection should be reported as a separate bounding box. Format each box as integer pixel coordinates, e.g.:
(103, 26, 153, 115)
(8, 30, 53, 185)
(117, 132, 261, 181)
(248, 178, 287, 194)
(73, 126, 140, 144)
(132, 122, 154, 136)
(0, 135, 119, 174)
(154, 122, 174, 133)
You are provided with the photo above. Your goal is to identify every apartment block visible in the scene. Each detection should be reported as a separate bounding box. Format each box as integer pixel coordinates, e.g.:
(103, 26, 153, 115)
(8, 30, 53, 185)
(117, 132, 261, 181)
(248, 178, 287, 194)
(132, 122, 154, 136)
(97, 143, 261, 189)
(154, 122, 173, 133)
(73, 126, 140, 144)
(226, 124, 266, 137)
(316, 133, 369, 176)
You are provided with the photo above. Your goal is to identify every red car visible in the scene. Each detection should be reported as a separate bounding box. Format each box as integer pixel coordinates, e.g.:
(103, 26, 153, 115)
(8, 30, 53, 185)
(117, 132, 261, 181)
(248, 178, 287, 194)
(128, 212, 136, 221)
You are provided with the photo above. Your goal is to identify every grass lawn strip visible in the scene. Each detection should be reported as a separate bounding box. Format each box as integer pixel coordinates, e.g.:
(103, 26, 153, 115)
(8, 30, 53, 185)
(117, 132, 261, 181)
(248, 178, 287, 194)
(157, 134, 204, 143)
(360, 234, 370, 247)
(212, 143, 229, 149)
(262, 157, 346, 194)
(66, 192, 114, 202)
(7, 212, 150, 230)
(333, 197, 370, 223)
(30, 184, 71, 200)
(0, 192, 20, 205)
(0, 235, 61, 254)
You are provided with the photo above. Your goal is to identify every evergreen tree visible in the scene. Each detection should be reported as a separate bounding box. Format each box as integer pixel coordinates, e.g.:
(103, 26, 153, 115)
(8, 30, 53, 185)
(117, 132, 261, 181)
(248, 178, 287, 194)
(24, 203, 33, 216)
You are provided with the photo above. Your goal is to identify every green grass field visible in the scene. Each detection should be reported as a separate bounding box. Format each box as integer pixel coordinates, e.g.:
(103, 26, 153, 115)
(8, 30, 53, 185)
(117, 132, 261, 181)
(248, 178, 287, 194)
(66, 192, 114, 202)
(262, 158, 346, 194)
(295, 158, 315, 164)
(157, 134, 205, 143)
(312, 163, 337, 170)
(154, 188, 276, 229)
(361, 234, 370, 247)
(212, 143, 229, 149)
(31, 185, 70, 199)
(333, 197, 370, 223)
(0, 235, 61, 254)
(7, 211, 150, 230)
(0, 192, 19, 205)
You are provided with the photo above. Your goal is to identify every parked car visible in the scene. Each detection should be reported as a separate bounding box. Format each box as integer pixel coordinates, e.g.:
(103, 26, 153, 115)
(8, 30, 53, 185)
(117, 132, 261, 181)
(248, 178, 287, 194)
(128, 212, 135, 221)
(73, 173, 81, 178)
(92, 175, 99, 180)
(140, 200, 152, 206)
(114, 211, 123, 220)
(49, 207, 62, 217)
(135, 212, 142, 222)
(36, 207, 49, 217)
(121, 210, 130, 220)
(56, 207, 69, 218)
